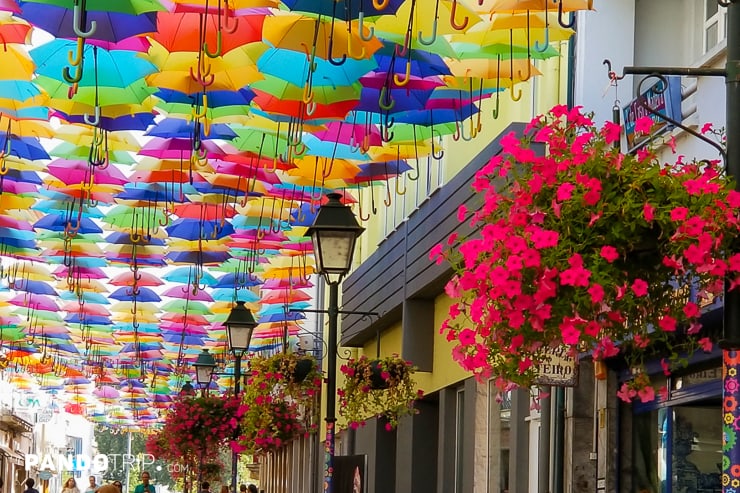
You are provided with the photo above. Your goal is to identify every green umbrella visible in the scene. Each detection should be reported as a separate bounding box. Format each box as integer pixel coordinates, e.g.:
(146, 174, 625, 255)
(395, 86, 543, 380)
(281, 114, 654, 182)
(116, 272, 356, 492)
(21, 0, 165, 15)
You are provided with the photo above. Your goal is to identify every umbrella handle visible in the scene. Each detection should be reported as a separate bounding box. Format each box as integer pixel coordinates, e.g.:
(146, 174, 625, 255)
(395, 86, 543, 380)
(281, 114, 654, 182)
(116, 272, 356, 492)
(72, 4, 97, 38)
(68, 37, 85, 67)
(517, 62, 532, 82)
(372, 0, 390, 9)
(491, 91, 501, 120)
(0, 156, 7, 176)
(204, 32, 223, 59)
(347, 35, 366, 60)
(378, 86, 395, 111)
(418, 19, 438, 46)
(305, 101, 317, 116)
(431, 140, 444, 160)
(83, 106, 100, 127)
(450, 0, 469, 31)
(357, 12, 375, 42)
(62, 63, 84, 84)
(533, 28, 551, 53)
(558, 1, 575, 29)
(510, 85, 522, 101)
(393, 62, 412, 87)
(223, 2, 239, 34)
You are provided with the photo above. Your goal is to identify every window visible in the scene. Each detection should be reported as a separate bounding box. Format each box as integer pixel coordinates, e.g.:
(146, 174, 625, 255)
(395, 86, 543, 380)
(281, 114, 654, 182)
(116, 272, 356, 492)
(704, 0, 727, 53)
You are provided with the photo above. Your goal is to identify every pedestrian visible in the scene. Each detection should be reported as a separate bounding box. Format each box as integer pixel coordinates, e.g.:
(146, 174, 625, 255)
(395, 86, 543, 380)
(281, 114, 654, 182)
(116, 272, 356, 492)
(247, 485, 257, 493)
(219, 486, 228, 493)
(238, 485, 246, 493)
(62, 478, 80, 493)
(134, 472, 153, 493)
(199, 482, 210, 493)
(23, 479, 39, 493)
(84, 477, 98, 493)
(112, 481, 122, 493)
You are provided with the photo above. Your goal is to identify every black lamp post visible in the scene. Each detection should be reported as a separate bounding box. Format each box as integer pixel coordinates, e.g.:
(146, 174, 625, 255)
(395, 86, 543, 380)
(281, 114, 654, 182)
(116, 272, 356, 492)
(193, 349, 217, 396)
(305, 193, 364, 493)
(224, 300, 257, 493)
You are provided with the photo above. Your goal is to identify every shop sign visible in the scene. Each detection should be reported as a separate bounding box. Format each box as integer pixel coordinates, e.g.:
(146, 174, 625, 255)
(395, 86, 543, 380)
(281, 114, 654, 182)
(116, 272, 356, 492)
(623, 75, 682, 152)
(534, 345, 579, 387)
(36, 407, 53, 424)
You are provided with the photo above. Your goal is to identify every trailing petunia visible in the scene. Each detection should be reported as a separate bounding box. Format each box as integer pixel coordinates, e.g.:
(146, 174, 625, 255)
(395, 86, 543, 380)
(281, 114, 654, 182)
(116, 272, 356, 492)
(431, 105, 738, 402)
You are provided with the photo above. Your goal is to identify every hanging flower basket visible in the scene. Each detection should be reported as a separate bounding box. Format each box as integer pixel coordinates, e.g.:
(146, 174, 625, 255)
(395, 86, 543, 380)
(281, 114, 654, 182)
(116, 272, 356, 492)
(145, 393, 244, 477)
(338, 354, 423, 430)
(233, 352, 322, 455)
(432, 105, 740, 402)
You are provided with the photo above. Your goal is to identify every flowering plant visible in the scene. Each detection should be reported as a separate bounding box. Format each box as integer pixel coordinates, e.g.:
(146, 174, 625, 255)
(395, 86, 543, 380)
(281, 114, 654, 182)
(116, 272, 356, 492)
(234, 352, 322, 455)
(338, 354, 422, 430)
(145, 393, 244, 477)
(431, 105, 740, 402)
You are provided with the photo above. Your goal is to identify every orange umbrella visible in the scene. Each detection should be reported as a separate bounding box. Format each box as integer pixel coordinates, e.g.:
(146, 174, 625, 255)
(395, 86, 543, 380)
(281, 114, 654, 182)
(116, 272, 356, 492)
(153, 11, 265, 53)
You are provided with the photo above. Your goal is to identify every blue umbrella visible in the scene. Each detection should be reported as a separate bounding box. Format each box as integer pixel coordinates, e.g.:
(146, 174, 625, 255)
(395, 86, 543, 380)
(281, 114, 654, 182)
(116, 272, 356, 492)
(166, 218, 234, 240)
(145, 118, 237, 140)
(166, 250, 231, 265)
(109, 286, 161, 302)
(105, 232, 166, 246)
(64, 314, 113, 325)
(281, 0, 404, 17)
(154, 88, 255, 107)
(213, 272, 263, 289)
(210, 288, 260, 303)
(9, 279, 58, 296)
(0, 134, 50, 160)
(162, 266, 218, 285)
(257, 47, 377, 87)
(34, 214, 103, 234)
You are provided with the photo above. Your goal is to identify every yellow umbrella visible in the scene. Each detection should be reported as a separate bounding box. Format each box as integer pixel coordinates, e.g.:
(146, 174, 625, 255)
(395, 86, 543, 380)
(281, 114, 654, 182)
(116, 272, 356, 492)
(287, 155, 362, 182)
(54, 126, 142, 152)
(0, 46, 36, 80)
(146, 41, 264, 93)
(0, 194, 35, 210)
(373, 0, 482, 38)
(489, 0, 592, 11)
(446, 57, 542, 79)
(170, 0, 279, 8)
(263, 13, 383, 61)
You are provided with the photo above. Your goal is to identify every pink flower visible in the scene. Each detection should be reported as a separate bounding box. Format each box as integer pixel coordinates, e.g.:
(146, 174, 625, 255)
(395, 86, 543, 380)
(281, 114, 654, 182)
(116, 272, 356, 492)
(617, 382, 636, 403)
(631, 279, 648, 297)
(600, 246, 619, 263)
(588, 284, 605, 303)
(458, 329, 477, 346)
(658, 316, 677, 332)
(637, 385, 655, 403)
(698, 337, 712, 352)
(643, 202, 655, 222)
(683, 301, 700, 318)
(670, 207, 689, 221)
(634, 117, 653, 134)
(556, 182, 575, 201)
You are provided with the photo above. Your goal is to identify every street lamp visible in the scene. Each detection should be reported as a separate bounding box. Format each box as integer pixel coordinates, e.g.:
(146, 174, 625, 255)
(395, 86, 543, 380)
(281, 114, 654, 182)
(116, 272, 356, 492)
(305, 192, 364, 493)
(224, 300, 257, 493)
(193, 349, 217, 394)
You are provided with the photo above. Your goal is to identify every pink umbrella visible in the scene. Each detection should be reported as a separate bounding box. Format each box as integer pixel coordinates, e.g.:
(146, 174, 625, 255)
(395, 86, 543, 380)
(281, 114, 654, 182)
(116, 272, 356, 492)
(161, 285, 214, 302)
(109, 271, 165, 287)
(138, 138, 225, 160)
(93, 386, 120, 399)
(0, 0, 19, 13)
(312, 121, 383, 147)
(53, 266, 108, 279)
(161, 312, 211, 325)
(159, 322, 209, 335)
(61, 302, 111, 317)
(8, 293, 59, 312)
(46, 160, 129, 186)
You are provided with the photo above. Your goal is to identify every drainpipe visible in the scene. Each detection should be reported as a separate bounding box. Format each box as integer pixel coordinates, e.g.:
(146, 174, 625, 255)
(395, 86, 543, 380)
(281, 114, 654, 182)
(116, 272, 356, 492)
(551, 388, 565, 493)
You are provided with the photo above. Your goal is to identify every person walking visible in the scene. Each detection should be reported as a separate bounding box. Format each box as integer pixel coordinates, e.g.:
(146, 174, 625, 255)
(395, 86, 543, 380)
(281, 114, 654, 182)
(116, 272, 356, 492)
(62, 478, 80, 493)
(134, 472, 153, 493)
(199, 482, 210, 493)
(112, 481, 122, 493)
(84, 477, 98, 493)
(23, 478, 39, 493)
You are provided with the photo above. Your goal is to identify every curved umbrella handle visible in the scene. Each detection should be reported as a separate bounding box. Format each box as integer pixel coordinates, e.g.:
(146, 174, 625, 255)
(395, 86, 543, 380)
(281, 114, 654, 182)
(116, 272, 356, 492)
(305, 101, 317, 116)
(83, 106, 100, 127)
(72, 4, 97, 38)
(510, 85, 522, 101)
(418, 19, 438, 46)
(450, 0, 469, 31)
(378, 86, 395, 111)
(204, 32, 223, 58)
(517, 62, 532, 82)
(533, 27, 551, 53)
(372, 0, 389, 9)
(0, 156, 7, 176)
(68, 37, 85, 67)
(223, 2, 239, 34)
(393, 61, 412, 87)
(558, 1, 575, 29)
(62, 63, 84, 84)
(347, 35, 366, 60)
(358, 12, 375, 41)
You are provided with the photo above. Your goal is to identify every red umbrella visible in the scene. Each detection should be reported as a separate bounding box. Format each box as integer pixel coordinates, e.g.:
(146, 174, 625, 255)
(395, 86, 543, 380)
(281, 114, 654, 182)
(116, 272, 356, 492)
(153, 11, 265, 53)
(173, 202, 237, 220)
